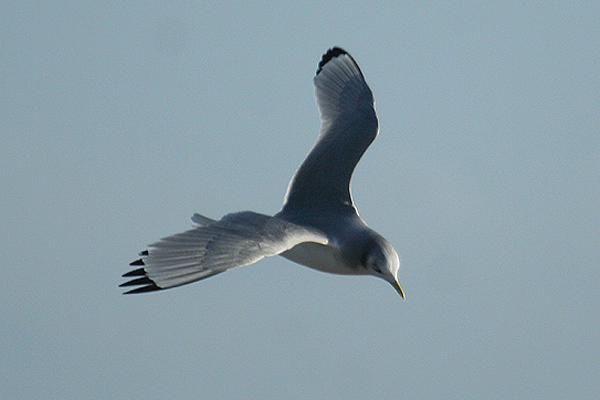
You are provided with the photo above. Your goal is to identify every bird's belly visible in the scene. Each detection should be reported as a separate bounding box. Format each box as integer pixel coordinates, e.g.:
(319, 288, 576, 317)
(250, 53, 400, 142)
(279, 242, 363, 275)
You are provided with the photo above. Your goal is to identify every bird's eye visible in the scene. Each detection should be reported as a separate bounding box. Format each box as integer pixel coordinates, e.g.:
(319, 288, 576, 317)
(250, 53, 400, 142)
(361, 251, 382, 274)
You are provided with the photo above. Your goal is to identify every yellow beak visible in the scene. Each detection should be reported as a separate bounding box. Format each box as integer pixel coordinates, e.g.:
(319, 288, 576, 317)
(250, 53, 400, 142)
(392, 279, 405, 301)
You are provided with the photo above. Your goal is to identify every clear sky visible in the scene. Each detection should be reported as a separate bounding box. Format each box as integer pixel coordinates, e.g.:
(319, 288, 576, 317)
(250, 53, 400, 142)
(2, 2, 599, 399)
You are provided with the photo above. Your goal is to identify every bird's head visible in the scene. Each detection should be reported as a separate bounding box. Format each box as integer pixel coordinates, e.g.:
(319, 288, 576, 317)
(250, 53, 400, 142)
(361, 234, 405, 300)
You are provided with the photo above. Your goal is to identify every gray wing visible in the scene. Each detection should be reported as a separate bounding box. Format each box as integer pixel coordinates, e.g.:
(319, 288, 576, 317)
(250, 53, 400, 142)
(121, 211, 328, 294)
(281, 47, 378, 212)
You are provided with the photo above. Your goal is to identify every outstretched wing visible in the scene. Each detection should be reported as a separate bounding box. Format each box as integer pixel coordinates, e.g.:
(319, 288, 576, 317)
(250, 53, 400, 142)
(281, 47, 378, 212)
(121, 211, 328, 294)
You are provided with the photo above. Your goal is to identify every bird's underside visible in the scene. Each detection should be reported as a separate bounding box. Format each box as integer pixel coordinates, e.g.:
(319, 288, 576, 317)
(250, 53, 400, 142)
(121, 47, 404, 299)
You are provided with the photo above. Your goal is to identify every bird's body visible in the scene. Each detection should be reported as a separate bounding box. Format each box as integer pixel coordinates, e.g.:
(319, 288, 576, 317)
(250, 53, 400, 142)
(121, 47, 405, 299)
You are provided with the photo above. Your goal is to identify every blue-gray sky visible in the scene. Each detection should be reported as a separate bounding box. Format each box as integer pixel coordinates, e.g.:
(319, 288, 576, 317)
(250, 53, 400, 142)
(2, 2, 599, 399)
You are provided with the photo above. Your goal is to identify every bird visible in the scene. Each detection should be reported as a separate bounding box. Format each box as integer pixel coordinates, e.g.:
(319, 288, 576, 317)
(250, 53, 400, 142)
(121, 47, 405, 300)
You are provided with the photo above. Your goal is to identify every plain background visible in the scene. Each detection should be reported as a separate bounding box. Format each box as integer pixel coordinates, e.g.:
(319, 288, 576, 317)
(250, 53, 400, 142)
(2, 2, 599, 399)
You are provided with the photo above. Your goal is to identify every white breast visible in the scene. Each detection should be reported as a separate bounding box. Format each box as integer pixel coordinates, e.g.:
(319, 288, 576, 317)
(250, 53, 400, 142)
(279, 242, 365, 275)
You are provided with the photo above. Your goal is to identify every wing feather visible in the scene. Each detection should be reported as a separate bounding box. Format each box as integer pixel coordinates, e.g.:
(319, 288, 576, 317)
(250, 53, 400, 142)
(281, 47, 378, 211)
(121, 211, 328, 294)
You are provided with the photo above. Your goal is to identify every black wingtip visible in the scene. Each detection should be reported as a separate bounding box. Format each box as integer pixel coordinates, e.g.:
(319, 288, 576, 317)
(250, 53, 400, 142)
(122, 267, 146, 277)
(123, 284, 163, 295)
(120, 276, 154, 287)
(120, 274, 163, 294)
(316, 47, 348, 75)
(122, 249, 161, 294)
(129, 258, 145, 266)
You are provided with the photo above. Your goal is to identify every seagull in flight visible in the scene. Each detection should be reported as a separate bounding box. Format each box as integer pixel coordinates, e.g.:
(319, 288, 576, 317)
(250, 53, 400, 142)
(121, 47, 405, 300)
